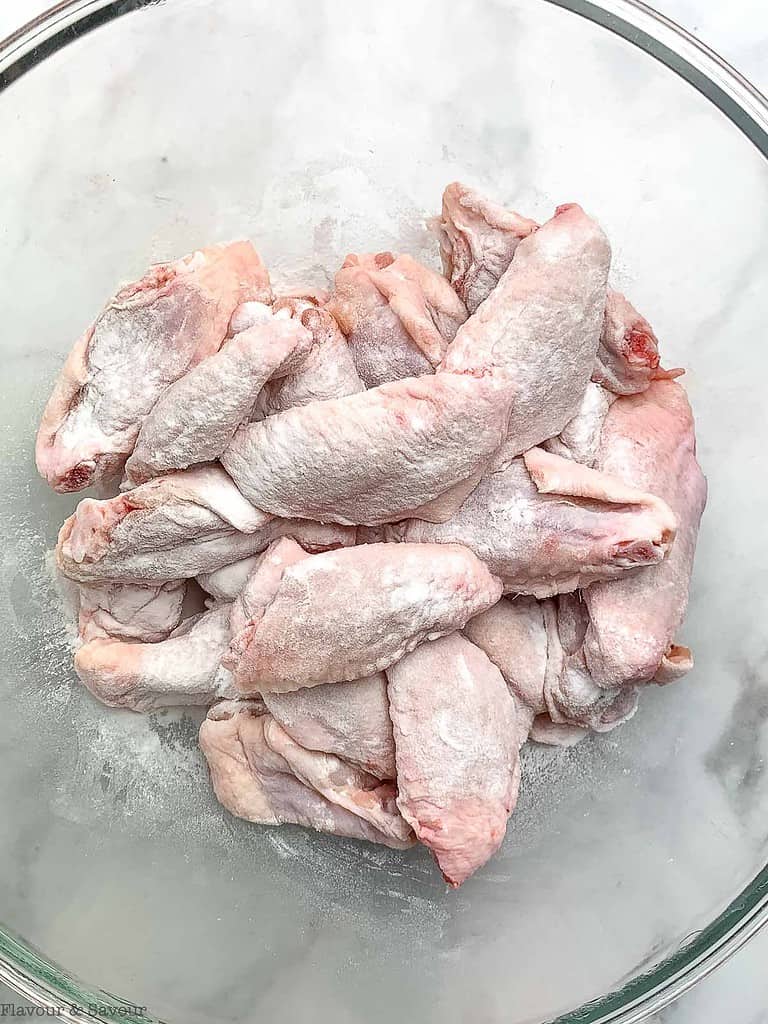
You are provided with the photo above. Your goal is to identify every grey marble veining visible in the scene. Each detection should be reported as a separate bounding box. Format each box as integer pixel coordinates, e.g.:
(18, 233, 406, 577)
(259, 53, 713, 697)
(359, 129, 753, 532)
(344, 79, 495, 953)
(1, 2, 768, 1023)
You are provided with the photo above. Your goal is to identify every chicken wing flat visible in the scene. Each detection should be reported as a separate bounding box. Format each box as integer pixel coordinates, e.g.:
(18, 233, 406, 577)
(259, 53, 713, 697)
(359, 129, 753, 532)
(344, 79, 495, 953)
(368, 447, 675, 598)
(56, 464, 355, 583)
(221, 371, 511, 526)
(225, 539, 502, 692)
(36, 242, 270, 491)
(582, 380, 707, 687)
(387, 633, 520, 887)
(441, 203, 611, 455)
(124, 318, 311, 484)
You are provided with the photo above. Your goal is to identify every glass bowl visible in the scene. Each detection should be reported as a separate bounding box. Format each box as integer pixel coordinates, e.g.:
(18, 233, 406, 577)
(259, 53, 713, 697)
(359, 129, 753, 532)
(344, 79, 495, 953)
(1, 1, 767, 1022)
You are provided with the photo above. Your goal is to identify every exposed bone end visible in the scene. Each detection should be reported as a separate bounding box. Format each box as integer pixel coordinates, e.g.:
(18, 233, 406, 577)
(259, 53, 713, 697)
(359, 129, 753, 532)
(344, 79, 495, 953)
(654, 644, 694, 685)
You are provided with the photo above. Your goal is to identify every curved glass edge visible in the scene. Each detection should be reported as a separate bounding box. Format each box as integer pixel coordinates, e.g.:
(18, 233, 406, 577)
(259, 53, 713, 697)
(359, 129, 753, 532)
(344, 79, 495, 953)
(0, 1, 767, 1022)
(552, 864, 768, 1023)
(0, 925, 164, 1023)
(547, 0, 768, 155)
(0, 0, 159, 91)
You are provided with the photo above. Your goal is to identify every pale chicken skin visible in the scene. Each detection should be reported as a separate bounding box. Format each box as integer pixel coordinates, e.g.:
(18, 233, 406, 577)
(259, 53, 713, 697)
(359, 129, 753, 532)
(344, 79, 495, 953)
(197, 555, 261, 602)
(36, 242, 270, 492)
(541, 597, 640, 734)
(199, 700, 414, 849)
(328, 252, 468, 387)
(258, 300, 364, 416)
(582, 380, 707, 687)
(367, 447, 676, 598)
(387, 633, 520, 887)
(434, 181, 538, 314)
(56, 464, 355, 583)
(441, 203, 611, 456)
(262, 673, 396, 780)
(262, 717, 412, 843)
(542, 382, 616, 467)
(462, 597, 550, 718)
(463, 596, 639, 742)
(227, 300, 274, 335)
(225, 539, 503, 692)
(124, 317, 311, 484)
(435, 185, 667, 399)
(221, 370, 512, 526)
(74, 603, 235, 712)
(69, 579, 187, 642)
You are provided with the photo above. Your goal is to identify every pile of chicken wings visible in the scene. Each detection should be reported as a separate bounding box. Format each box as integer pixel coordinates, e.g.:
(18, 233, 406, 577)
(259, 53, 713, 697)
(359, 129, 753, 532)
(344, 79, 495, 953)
(36, 183, 706, 887)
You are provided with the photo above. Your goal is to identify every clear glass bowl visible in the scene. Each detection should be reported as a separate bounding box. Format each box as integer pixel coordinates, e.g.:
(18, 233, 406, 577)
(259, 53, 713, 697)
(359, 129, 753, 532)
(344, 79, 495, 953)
(1, 2, 767, 1022)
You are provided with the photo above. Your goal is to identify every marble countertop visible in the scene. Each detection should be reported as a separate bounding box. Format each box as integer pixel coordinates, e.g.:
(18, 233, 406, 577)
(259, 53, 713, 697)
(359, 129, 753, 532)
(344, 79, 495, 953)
(0, 2, 766, 1022)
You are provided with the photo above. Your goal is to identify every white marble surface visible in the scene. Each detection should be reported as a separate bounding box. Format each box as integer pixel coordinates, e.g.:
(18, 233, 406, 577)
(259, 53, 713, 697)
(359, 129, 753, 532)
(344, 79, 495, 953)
(0, 1, 767, 1022)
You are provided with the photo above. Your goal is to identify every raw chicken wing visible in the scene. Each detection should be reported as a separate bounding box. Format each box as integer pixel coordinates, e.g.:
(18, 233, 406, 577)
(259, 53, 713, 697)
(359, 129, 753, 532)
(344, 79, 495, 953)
(225, 538, 502, 692)
(435, 185, 666, 399)
(36, 242, 270, 491)
(263, 673, 396, 779)
(542, 382, 616, 467)
(261, 717, 411, 843)
(56, 464, 355, 583)
(124, 318, 311, 484)
(74, 603, 235, 712)
(71, 579, 186, 642)
(368, 447, 675, 597)
(197, 555, 261, 602)
(441, 203, 611, 455)
(221, 371, 512, 526)
(258, 300, 364, 416)
(464, 596, 637, 742)
(594, 289, 671, 395)
(328, 252, 468, 386)
(199, 701, 414, 848)
(582, 380, 707, 686)
(433, 181, 538, 313)
(387, 633, 520, 886)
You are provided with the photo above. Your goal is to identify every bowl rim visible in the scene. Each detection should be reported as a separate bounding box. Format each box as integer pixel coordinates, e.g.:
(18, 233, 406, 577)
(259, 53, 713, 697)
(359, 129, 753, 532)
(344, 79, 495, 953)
(1, 1, 767, 1022)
